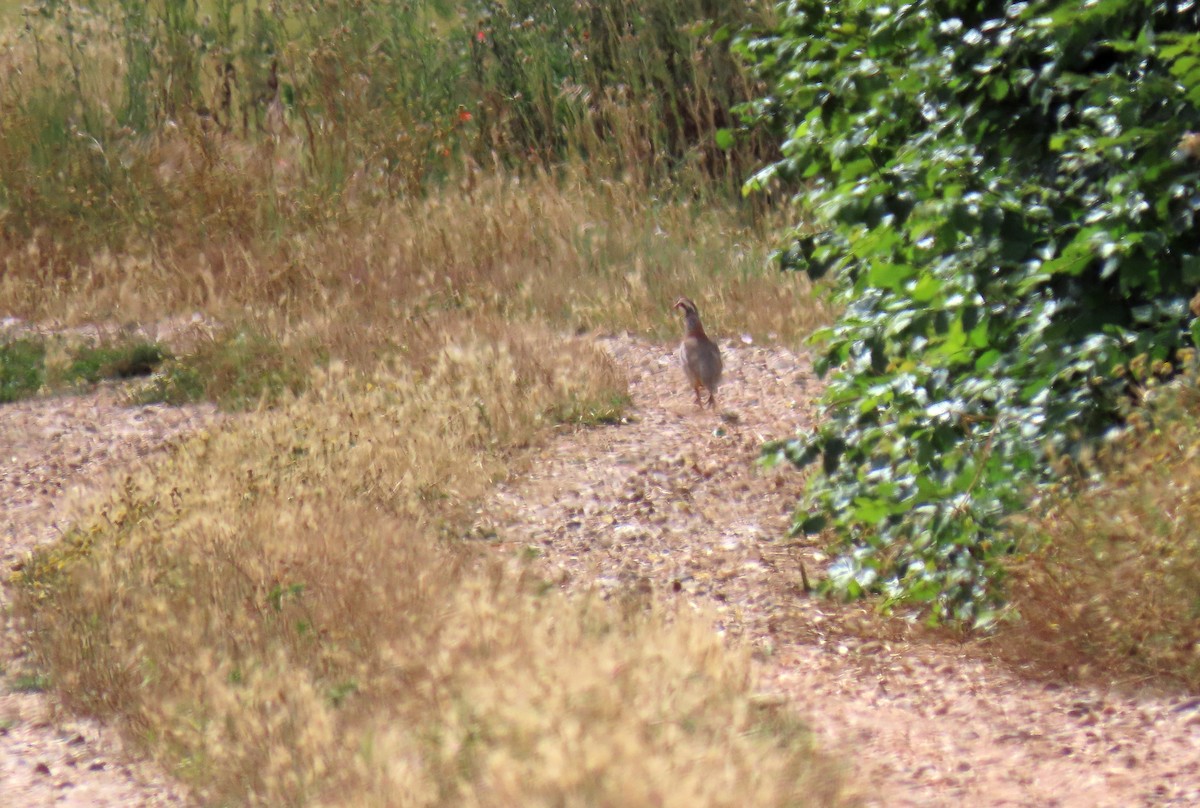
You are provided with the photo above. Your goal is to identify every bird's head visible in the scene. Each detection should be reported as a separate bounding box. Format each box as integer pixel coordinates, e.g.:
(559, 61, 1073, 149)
(673, 297, 698, 316)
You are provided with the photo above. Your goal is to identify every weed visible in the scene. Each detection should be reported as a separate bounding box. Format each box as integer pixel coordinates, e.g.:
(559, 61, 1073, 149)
(137, 362, 206, 406)
(553, 392, 632, 427)
(9, 672, 50, 693)
(138, 326, 314, 411)
(56, 340, 168, 386)
(0, 338, 45, 402)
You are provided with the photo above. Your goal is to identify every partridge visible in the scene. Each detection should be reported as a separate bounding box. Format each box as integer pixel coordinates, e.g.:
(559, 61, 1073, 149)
(674, 297, 723, 408)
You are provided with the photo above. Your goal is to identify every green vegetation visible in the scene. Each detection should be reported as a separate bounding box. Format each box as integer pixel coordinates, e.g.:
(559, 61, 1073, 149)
(0, 334, 166, 402)
(59, 340, 167, 385)
(748, 0, 1200, 623)
(137, 326, 312, 410)
(0, 327, 317, 411)
(8, 672, 50, 693)
(0, 338, 45, 402)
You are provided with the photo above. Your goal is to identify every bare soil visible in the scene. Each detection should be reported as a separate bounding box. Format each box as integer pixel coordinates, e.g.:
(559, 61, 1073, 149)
(3, 331, 1199, 806)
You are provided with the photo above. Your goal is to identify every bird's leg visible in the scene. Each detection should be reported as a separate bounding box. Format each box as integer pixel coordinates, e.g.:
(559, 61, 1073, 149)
(706, 392, 717, 409)
(693, 384, 703, 406)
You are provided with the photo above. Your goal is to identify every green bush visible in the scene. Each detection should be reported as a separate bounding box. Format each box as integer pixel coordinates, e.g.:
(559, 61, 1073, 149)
(745, 1, 1200, 622)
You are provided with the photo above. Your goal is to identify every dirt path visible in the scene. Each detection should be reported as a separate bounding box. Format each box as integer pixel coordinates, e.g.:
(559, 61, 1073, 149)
(3, 332, 1200, 806)
(483, 333, 1200, 808)
(1, 384, 214, 806)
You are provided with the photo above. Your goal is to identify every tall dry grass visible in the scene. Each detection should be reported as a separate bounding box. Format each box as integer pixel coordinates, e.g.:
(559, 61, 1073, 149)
(0, 2, 825, 349)
(0, 1, 778, 263)
(1001, 372, 1200, 690)
(0, 166, 829, 345)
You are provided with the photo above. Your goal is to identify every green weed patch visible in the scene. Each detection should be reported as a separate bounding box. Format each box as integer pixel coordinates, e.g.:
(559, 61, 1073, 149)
(0, 338, 45, 402)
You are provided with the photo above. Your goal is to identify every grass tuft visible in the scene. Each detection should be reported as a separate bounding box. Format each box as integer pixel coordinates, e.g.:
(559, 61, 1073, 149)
(67, 340, 168, 382)
(55, 339, 169, 386)
(9, 672, 51, 694)
(1, 334, 168, 401)
(0, 338, 45, 402)
(137, 326, 314, 411)
(554, 391, 633, 427)
(1003, 374, 1200, 690)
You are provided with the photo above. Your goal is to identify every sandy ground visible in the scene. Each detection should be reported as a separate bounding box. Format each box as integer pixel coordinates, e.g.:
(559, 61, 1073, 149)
(3, 330, 1199, 806)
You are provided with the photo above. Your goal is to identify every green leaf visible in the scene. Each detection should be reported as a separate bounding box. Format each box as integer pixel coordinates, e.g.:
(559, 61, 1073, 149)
(852, 497, 891, 524)
(867, 262, 916, 289)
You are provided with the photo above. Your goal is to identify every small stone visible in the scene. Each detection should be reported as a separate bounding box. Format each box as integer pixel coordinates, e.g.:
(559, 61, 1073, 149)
(34, 762, 51, 776)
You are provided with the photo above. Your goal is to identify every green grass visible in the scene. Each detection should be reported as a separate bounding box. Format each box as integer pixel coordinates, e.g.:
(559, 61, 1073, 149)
(56, 340, 168, 386)
(136, 361, 207, 406)
(1, 336, 169, 402)
(137, 327, 316, 410)
(0, 329, 313, 413)
(9, 672, 51, 693)
(0, 329, 312, 411)
(0, 338, 45, 402)
(552, 392, 633, 427)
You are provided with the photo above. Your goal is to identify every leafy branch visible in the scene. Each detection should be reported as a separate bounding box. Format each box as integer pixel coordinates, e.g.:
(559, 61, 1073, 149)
(742, 0, 1200, 623)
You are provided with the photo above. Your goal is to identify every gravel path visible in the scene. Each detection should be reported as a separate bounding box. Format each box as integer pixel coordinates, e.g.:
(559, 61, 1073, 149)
(483, 332, 1200, 808)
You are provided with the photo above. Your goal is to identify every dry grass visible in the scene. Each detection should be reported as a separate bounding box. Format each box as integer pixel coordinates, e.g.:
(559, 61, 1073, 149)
(1000, 376, 1200, 690)
(0, 165, 828, 347)
(0, 6, 850, 804)
(13, 325, 848, 806)
(0, 7, 827, 341)
(3, 162, 843, 803)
